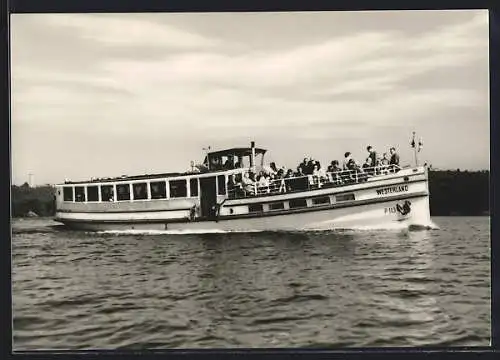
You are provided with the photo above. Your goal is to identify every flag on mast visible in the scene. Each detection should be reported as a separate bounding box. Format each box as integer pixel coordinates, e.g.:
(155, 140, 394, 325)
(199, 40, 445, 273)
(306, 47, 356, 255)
(411, 132, 416, 148)
(418, 137, 423, 152)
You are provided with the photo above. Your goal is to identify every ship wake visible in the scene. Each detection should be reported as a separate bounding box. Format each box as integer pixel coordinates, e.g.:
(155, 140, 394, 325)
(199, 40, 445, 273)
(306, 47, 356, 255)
(94, 229, 265, 236)
(92, 220, 439, 236)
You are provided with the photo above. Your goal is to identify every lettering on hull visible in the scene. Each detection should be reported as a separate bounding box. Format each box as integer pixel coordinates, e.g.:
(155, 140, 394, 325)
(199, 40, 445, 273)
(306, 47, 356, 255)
(384, 206, 398, 214)
(376, 185, 408, 196)
(384, 200, 412, 216)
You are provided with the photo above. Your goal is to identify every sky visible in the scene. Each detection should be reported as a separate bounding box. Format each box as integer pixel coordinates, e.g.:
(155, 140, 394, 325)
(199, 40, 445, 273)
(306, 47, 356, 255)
(10, 10, 490, 185)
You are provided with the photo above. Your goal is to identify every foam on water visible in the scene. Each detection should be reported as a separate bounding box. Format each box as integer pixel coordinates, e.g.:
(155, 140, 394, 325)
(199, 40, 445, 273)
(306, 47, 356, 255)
(92, 220, 440, 236)
(94, 228, 265, 236)
(334, 221, 440, 232)
(306, 218, 440, 233)
(331, 223, 409, 232)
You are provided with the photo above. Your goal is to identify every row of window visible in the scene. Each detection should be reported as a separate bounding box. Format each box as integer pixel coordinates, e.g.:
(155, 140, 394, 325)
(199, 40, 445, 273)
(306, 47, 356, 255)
(62, 176, 227, 202)
(246, 193, 355, 213)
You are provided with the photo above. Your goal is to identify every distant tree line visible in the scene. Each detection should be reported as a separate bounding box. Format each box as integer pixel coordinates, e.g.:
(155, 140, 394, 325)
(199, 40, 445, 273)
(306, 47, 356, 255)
(428, 169, 489, 216)
(10, 170, 490, 218)
(11, 183, 56, 217)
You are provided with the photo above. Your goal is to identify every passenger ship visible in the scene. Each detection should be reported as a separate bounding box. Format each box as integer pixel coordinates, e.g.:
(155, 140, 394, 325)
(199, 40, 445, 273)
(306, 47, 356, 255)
(54, 142, 432, 231)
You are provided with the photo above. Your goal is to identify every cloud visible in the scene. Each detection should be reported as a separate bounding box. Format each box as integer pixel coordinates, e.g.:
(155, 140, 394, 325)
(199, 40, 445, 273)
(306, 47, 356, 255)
(42, 14, 223, 50)
(10, 11, 490, 184)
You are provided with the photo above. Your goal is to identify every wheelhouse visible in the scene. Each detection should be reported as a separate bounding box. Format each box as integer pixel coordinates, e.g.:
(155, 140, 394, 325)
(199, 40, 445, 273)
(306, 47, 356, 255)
(200, 142, 267, 172)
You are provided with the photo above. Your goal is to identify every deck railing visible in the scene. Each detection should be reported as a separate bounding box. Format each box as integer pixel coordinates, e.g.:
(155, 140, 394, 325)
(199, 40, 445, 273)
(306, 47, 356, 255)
(227, 164, 401, 199)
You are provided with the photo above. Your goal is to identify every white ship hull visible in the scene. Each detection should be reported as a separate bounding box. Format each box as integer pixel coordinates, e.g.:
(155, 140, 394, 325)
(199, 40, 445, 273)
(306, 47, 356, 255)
(55, 167, 433, 232)
(59, 195, 431, 232)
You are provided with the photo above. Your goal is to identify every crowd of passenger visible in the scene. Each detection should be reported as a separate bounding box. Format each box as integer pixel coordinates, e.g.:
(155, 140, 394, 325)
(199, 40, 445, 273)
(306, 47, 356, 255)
(227, 146, 401, 198)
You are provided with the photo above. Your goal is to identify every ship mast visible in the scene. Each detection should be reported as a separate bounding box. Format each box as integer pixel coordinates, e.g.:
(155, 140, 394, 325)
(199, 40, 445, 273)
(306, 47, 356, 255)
(250, 141, 256, 174)
(411, 131, 423, 167)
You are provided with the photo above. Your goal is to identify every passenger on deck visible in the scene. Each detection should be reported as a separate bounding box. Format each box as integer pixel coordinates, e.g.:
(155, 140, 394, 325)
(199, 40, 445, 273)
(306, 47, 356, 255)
(343, 154, 361, 184)
(381, 153, 390, 166)
(328, 160, 342, 173)
(227, 174, 238, 197)
(228, 174, 236, 187)
(327, 160, 342, 184)
(224, 158, 234, 170)
(366, 146, 378, 168)
(327, 161, 335, 173)
(211, 158, 223, 171)
(258, 173, 270, 186)
(342, 152, 349, 170)
(242, 172, 256, 195)
(343, 152, 357, 170)
(312, 164, 320, 180)
(258, 173, 270, 193)
(306, 159, 315, 175)
(362, 158, 373, 176)
(270, 162, 278, 174)
(315, 161, 327, 180)
(298, 158, 308, 174)
(389, 147, 400, 166)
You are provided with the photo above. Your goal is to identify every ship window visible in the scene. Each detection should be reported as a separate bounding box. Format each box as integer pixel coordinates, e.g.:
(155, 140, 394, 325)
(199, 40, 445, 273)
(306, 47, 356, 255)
(117, 184, 131, 201)
(63, 187, 73, 201)
(170, 180, 187, 198)
(87, 186, 99, 202)
(312, 196, 330, 205)
(190, 178, 199, 197)
(268, 202, 285, 211)
(133, 183, 148, 200)
(249, 204, 263, 213)
(150, 181, 166, 199)
(101, 185, 114, 201)
(336, 193, 355, 202)
(289, 198, 307, 209)
(217, 175, 226, 195)
(75, 186, 85, 202)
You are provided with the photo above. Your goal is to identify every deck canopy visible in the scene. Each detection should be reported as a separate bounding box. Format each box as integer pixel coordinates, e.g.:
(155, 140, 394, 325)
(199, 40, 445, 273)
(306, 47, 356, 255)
(207, 147, 267, 158)
(202, 146, 267, 171)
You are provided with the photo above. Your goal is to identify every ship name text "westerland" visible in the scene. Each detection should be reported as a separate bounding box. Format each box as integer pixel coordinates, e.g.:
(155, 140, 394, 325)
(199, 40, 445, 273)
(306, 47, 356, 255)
(376, 185, 408, 196)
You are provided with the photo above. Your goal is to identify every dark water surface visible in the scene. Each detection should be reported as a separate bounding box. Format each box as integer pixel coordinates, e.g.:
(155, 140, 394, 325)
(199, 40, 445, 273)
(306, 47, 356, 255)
(12, 217, 490, 350)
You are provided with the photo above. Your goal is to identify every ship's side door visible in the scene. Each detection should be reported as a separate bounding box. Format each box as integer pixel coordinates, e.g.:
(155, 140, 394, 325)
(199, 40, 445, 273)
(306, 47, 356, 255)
(199, 177, 217, 218)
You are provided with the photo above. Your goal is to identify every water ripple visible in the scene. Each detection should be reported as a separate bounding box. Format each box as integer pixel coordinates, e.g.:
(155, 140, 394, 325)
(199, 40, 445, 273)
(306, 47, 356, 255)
(12, 216, 490, 349)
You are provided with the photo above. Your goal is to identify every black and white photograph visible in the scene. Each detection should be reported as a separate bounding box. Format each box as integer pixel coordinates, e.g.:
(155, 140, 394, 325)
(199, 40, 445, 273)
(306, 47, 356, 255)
(10, 10, 490, 349)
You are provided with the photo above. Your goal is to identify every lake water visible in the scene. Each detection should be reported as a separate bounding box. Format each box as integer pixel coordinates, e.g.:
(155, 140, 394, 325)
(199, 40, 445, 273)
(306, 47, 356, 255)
(11, 217, 490, 350)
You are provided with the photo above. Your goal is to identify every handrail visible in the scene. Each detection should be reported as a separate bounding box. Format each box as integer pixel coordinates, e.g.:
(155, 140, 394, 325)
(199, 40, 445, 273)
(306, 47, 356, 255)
(227, 164, 401, 199)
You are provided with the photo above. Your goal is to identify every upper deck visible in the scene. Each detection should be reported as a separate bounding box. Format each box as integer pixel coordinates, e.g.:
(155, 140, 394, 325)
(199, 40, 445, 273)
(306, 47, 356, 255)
(54, 141, 422, 209)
